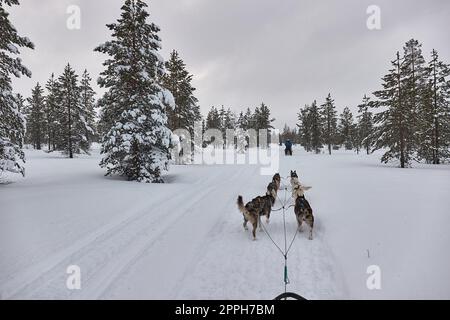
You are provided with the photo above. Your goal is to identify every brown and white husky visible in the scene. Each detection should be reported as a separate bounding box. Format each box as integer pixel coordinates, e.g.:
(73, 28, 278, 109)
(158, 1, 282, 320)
(237, 193, 275, 240)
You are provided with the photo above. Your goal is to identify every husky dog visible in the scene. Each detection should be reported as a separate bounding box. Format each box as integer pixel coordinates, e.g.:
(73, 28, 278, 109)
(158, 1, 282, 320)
(294, 194, 314, 240)
(237, 194, 275, 240)
(272, 173, 281, 192)
(266, 182, 278, 204)
(290, 170, 314, 239)
(290, 170, 311, 199)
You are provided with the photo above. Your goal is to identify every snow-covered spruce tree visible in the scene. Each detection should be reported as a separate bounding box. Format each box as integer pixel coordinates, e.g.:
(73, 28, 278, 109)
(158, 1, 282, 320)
(80, 70, 97, 146)
(338, 107, 355, 150)
(224, 108, 236, 148)
(162, 50, 201, 159)
(401, 39, 428, 162)
(205, 106, 221, 130)
(0, 0, 34, 177)
(419, 49, 450, 164)
(44, 73, 59, 151)
(320, 93, 338, 154)
(95, 0, 174, 183)
(371, 51, 416, 168)
(56, 64, 91, 158)
(309, 100, 323, 154)
(26, 83, 46, 150)
(162, 50, 201, 133)
(297, 104, 312, 152)
(236, 115, 247, 154)
(357, 94, 374, 155)
(243, 108, 253, 130)
(254, 103, 274, 147)
(15, 93, 25, 113)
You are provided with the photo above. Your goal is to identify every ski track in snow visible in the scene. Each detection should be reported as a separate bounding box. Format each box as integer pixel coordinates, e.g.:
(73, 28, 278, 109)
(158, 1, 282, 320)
(8, 147, 450, 299)
(1, 166, 232, 299)
(0, 149, 345, 299)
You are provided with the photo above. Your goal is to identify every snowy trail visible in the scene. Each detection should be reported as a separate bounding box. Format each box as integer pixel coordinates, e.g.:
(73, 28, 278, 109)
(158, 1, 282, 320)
(104, 159, 344, 299)
(4, 148, 447, 299)
(1, 165, 234, 299)
(0, 150, 344, 299)
(171, 155, 345, 300)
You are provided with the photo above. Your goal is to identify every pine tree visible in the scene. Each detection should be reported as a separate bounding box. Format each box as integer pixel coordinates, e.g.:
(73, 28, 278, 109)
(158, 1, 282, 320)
(0, 0, 34, 177)
(338, 107, 355, 150)
(243, 108, 253, 130)
(254, 103, 274, 147)
(309, 100, 323, 153)
(255, 103, 274, 130)
(402, 39, 428, 159)
(357, 95, 374, 155)
(205, 106, 221, 130)
(372, 51, 415, 168)
(418, 49, 450, 163)
(320, 93, 338, 154)
(79, 70, 97, 146)
(162, 50, 201, 135)
(297, 104, 312, 152)
(44, 73, 59, 151)
(15, 93, 25, 113)
(96, 0, 174, 183)
(26, 83, 46, 150)
(56, 64, 91, 158)
(235, 113, 247, 153)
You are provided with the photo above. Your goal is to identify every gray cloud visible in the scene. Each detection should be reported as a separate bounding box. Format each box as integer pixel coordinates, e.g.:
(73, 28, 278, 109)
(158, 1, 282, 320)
(9, 0, 450, 128)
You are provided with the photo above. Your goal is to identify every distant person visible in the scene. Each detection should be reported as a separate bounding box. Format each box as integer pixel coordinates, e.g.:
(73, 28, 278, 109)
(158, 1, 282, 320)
(284, 139, 293, 156)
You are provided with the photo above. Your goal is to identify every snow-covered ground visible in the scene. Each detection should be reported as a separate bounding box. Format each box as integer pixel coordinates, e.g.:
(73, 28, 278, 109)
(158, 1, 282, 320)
(1, 146, 450, 299)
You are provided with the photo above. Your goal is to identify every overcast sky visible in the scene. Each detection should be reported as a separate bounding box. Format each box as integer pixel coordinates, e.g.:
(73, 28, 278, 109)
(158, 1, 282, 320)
(8, 0, 450, 128)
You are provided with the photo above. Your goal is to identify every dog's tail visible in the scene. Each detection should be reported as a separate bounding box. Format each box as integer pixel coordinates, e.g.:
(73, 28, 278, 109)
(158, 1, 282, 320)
(237, 195, 247, 214)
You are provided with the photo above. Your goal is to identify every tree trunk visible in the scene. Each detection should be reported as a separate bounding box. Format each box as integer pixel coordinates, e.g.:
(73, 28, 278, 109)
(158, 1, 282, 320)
(328, 117, 331, 155)
(433, 60, 439, 164)
(397, 52, 405, 169)
(68, 92, 73, 159)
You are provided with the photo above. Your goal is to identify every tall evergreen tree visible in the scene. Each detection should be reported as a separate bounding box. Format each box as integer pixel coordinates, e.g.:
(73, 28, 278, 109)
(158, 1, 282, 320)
(320, 93, 338, 154)
(205, 106, 221, 130)
(372, 51, 415, 168)
(79, 70, 97, 146)
(0, 0, 34, 177)
(255, 103, 274, 131)
(297, 104, 312, 152)
(26, 83, 46, 150)
(243, 107, 253, 130)
(56, 64, 91, 158)
(254, 102, 274, 146)
(418, 49, 450, 163)
(44, 73, 59, 151)
(338, 107, 355, 150)
(162, 50, 201, 135)
(357, 94, 374, 155)
(401, 39, 427, 157)
(309, 100, 323, 153)
(96, 0, 174, 182)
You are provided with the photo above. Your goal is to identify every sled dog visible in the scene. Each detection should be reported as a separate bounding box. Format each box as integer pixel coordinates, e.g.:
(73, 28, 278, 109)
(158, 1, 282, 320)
(272, 173, 281, 191)
(290, 170, 311, 199)
(290, 170, 314, 239)
(237, 193, 275, 240)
